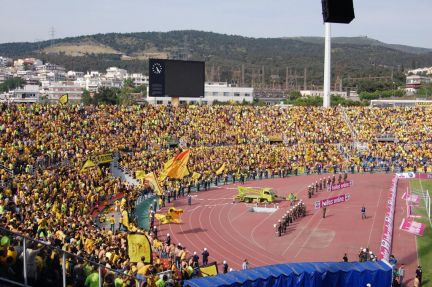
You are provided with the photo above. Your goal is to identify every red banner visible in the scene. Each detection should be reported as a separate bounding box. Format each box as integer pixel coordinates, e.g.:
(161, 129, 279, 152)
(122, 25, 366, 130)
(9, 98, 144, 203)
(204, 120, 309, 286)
(314, 194, 351, 209)
(379, 176, 398, 261)
(415, 173, 432, 179)
(399, 218, 425, 236)
(327, 180, 353, 192)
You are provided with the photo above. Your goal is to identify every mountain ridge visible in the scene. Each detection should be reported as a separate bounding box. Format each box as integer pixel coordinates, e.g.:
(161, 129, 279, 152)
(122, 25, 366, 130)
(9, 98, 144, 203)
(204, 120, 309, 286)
(1, 30, 431, 84)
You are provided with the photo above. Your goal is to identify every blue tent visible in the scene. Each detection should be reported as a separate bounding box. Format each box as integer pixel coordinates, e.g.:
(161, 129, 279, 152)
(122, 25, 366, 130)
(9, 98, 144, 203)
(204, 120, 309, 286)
(183, 261, 392, 287)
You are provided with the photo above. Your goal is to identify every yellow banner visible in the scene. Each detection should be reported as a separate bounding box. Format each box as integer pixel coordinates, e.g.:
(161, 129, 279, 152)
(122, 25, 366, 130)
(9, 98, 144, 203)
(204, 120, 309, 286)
(145, 172, 163, 196)
(81, 160, 96, 172)
(416, 101, 432, 106)
(192, 172, 202, 180)
(90, 153, 113, 164)
(163, 149, 190, 179)
(215, 163, 226, 175)
(127, 233, 152, 263)
(136, 170, 146, 180)
(199, 262, 218, 277)
(155, 207, 184, 224)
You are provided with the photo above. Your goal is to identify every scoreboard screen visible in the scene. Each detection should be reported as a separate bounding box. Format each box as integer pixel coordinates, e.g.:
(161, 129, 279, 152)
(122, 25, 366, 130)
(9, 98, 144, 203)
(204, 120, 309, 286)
(149, 59, 205, 98)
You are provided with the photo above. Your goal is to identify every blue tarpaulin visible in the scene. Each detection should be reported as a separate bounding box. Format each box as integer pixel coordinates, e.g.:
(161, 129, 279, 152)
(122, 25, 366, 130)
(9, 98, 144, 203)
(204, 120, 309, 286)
(183, 261, 392, 287)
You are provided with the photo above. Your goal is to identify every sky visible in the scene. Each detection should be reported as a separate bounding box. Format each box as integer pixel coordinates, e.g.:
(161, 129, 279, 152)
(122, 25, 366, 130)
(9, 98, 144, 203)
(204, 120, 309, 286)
(0, 0, 431, 48)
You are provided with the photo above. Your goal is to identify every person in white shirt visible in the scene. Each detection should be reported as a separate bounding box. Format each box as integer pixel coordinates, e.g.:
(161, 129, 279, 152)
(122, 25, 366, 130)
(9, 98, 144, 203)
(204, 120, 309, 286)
(242, 259, 249, 270)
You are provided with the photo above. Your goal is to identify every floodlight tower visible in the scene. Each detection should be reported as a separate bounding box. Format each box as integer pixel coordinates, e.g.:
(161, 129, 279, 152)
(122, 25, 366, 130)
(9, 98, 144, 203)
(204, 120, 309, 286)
(321, 0, 355, 108)
(323, 23, 331, 108)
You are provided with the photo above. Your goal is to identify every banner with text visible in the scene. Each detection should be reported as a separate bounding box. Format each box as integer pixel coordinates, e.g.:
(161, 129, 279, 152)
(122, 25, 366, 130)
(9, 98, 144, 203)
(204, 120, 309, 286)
(395, 172, 416, 179)
(402, 192, 420, 205)
(415, 173, 432, 179)
(399, 218, 425, 236)
(327, 180, 353, 192)
(314, 194, 351, 209)
(379, 176, 398, 261)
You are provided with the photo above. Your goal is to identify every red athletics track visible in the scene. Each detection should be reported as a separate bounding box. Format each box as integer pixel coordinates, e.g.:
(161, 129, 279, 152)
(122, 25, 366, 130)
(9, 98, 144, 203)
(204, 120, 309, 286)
(156, 173, 416, 272)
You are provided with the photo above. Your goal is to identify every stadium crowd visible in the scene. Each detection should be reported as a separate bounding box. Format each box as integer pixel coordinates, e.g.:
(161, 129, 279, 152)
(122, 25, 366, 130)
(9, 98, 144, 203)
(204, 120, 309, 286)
(1, 103, 432, 286)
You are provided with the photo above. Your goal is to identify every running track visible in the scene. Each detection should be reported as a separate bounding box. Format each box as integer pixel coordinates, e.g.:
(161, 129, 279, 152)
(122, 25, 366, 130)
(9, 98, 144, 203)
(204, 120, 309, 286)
(155, 173, 417, 278)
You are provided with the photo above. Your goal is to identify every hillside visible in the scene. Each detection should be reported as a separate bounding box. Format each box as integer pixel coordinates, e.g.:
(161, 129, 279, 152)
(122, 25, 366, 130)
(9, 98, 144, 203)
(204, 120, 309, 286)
(1, 30, 432, 85)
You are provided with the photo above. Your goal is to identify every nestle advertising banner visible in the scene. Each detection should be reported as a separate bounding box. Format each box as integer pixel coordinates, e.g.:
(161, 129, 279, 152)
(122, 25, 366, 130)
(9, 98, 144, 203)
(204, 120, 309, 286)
(314, 194, 351, 209)
(415, 173, 432, 180)
(327, 180, 353, 192)
(379, 176, 398, 261)
(400, 218, 426, 236)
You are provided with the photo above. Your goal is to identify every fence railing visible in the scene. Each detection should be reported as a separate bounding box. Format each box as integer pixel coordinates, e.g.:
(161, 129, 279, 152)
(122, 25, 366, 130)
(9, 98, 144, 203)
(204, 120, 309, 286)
(0, 227, 144, 287)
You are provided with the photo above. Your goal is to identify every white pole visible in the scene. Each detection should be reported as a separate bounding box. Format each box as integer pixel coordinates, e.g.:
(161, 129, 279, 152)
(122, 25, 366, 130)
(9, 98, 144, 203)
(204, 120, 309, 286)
(23, 238, 28, 286)
(323, 22, 331, 108)
(62, 253, 67, 287)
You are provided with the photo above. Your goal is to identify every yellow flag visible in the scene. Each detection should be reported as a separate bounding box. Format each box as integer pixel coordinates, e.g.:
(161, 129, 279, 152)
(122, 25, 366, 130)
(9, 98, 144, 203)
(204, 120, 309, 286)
(127, 233, 152, 263)
(144, 172, 163, 196)
(192, 172, 201, 180)
(121, 209, 129, 229)
(136, 170, 146, 180)
(59, 94, 68, 105)
(81, 160, 96, 172)
(155, 207, 184, 224)
(199, 262, 218, 276)
(162, 149, 190, 179)
(215, 163, 226, 175)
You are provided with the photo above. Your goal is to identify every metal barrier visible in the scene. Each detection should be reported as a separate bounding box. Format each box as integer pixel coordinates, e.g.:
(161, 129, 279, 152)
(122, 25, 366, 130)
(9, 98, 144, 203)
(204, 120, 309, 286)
(0, 227, 141, 287)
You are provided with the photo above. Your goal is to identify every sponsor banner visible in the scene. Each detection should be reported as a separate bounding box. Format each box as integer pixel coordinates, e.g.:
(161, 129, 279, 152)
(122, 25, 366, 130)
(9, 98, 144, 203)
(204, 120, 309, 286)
(402, 191, 420, 205)
(396, 172, 416, 179)
(314, 194, 350, 209)
(399, 218, 426, 236)
(379, 176, 398, 261)
(415, 173, 432, 179)
(407, 204, 422, 218)
(408, 194, 420, 205)
(127, 233, 152, 263)
(327, 180, 353, 192)
(90, 153, 113, 164)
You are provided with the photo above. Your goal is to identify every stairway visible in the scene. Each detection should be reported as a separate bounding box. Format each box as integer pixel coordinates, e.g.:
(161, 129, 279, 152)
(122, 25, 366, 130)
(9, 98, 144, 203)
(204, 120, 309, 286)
(110, 152, 140, 187)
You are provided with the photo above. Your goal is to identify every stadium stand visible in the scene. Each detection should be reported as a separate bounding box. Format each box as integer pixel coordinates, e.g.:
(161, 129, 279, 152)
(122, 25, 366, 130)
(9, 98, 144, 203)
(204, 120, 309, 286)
(1, 103, 431, 286)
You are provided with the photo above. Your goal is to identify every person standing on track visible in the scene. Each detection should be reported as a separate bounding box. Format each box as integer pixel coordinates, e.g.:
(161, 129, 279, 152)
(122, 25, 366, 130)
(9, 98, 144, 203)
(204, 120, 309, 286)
(415, 265, 422, 286)
(343, 253, 348, 262)
(322, 203, 327, 218)
(192, 252, 199, 268)
(398, 264, 405, 287)
(202, 248, 209, 266)
(361, 205, 366, 220)
(187, 194, 192, 206)
(242, 259, 249, 270)
(223, 261, 229, 274)
(277, 220, 283, 237)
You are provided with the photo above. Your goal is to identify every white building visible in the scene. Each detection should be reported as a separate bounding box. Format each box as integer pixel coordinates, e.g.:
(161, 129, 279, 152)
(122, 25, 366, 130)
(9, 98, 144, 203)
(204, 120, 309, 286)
(0, 72, 12, 84)
(106, 67, 128, 80)
(0, 85, 40, 103)
(42, 81, 84, 102)
(407, 67, 432, 76)
(66, 71, 85, 81)
(129, 73, 148, 86)
(0, 56, 12, 67)
(146, 82, 254, 105)
(405, 75, 432, 92)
